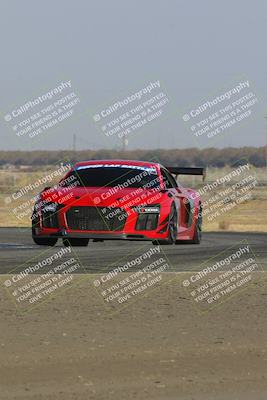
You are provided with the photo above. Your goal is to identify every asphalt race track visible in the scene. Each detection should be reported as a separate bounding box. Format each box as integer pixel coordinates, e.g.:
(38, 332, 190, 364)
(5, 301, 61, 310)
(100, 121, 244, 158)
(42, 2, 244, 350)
(0, 228, 266, 274)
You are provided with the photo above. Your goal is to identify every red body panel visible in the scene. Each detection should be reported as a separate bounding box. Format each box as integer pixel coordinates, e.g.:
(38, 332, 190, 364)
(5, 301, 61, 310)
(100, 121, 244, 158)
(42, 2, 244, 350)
(32, 160, 202, 242)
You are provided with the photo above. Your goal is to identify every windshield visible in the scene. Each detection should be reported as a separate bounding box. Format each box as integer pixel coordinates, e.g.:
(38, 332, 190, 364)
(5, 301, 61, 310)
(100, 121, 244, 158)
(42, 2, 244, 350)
(61, 165, 160, 189)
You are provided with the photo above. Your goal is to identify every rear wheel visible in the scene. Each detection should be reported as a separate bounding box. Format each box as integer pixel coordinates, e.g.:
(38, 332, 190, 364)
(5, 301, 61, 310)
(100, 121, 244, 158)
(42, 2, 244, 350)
(63, 238, 89, 247)
(190, 207, 202, 244)
(153, 204, 178, 245)
(176, 204, 202, 245)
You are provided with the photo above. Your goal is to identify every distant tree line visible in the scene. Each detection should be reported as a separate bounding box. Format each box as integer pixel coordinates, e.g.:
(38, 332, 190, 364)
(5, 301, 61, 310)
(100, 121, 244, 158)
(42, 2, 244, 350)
(0, 147, 266, 167)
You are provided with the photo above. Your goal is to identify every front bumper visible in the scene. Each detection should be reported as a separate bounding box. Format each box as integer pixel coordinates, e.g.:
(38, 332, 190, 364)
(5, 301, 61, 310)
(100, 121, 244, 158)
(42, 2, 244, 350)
(32, 229, 160, 241)
(33, 203, 170, 241)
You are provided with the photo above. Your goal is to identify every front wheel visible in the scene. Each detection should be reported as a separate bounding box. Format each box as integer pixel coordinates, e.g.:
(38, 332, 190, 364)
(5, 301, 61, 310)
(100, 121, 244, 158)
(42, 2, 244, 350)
(32, 222, 58, 246)
(32, 236, 58, 246)
(63, 238, 89, 247)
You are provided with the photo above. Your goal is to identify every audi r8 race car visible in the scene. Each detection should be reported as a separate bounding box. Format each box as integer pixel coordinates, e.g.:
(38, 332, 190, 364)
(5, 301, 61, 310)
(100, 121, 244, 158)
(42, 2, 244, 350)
(31, 160, 205, 247)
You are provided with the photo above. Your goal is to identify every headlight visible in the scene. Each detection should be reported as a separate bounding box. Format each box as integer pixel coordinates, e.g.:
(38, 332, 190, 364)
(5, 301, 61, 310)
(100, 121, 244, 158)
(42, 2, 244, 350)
(132, 204, 160, 214)
(42, 201, 58, 213)
(40, 201, 60, 229)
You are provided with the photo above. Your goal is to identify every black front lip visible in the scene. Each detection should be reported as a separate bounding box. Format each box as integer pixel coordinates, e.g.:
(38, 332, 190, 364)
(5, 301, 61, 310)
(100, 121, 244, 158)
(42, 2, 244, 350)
(33, 231, 152, 241)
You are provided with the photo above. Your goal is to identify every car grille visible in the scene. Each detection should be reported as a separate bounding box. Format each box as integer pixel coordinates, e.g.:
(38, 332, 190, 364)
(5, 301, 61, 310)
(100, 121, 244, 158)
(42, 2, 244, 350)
(66, 206, 127, 231)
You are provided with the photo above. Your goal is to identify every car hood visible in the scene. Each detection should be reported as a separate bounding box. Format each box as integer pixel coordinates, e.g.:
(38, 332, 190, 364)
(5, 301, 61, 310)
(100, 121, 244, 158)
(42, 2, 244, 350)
(41, 186, 164, 209)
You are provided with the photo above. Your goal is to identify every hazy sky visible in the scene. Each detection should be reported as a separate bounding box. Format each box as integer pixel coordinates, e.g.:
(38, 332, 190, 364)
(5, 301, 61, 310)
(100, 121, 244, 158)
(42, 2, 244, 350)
(0, 0, 266, 151)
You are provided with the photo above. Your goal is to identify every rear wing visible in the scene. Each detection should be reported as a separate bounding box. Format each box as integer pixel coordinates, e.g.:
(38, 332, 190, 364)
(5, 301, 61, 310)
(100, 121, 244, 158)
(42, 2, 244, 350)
(165, 166, 206, 181)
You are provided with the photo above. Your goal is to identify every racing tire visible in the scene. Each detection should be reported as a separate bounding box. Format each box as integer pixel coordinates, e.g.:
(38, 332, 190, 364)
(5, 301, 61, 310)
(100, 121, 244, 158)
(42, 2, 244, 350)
(153, 204, 178, 245)
(32, 222, 58, 246)
(32, 236, 58, 246)
(190, 215, 202, 244)
(63, 238, 89, 247)
(176, 204, 202, 245)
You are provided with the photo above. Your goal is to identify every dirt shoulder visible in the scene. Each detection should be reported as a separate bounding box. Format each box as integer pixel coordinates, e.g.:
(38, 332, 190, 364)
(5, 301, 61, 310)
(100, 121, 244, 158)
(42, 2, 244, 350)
(1, 273, 267, 400)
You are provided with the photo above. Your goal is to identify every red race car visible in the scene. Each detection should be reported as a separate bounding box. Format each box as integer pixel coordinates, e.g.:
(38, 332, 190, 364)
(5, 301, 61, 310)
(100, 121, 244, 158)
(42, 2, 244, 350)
(32, 160, 205, 247)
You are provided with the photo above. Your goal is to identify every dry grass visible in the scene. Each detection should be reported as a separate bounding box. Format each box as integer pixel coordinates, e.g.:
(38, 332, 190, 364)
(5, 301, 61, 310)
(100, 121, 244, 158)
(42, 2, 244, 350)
(203, 198, 267, 232)
(0, 167, 64, 228)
